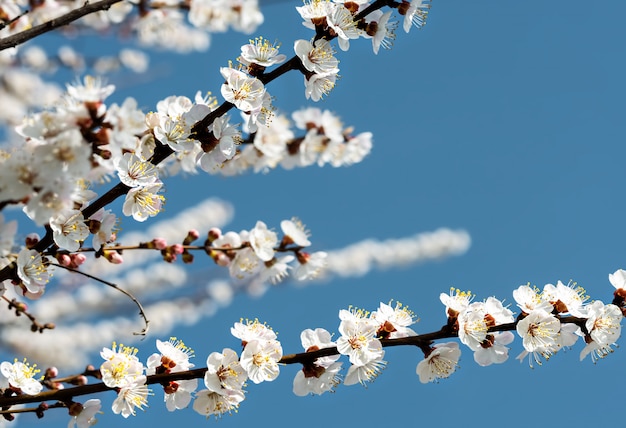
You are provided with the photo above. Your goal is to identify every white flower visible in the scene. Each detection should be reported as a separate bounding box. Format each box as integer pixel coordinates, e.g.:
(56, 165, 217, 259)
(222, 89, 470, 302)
(293, 361, 342, 396)
(240, 339, 283, 384)
(198, 114, 240, 173)
(609, 268, 626, 291)
(304, 72, 337, 102)
(371, 11, 397, 55)
(162, 378, 197, 412)
(542, 280, 588, 317)
(146, 337, 195, 374)
(580, 301, 622, 362)
(371, 301, 417, 339)
(239, 37, 286, 67)
(89, 208, 117, 251)
(122, 183, 165, 222)
(100, 343, 144, 388)
(516, 310, 560, 366)
(0, 360, 42, 395)
(440, 288, 473, 317)
(327, 4, 362, 51)
(336, 317, 383, 366)
(473, 331, 514, 366)
(231, 319, 277, 344)
(192, 389, 244, 418)
(249, 221, 277, 261)
(115, 153, 159, 188)
(16, 249, 51, 293)
(50, 210, 89, 252)
(111, 376, 150, 418)
(204, 348, 247, 393)
(343, 357, 386, 386)
(293, 251, 327, 280)
(403, 0, 430, 33)
(0, 214, 17, 257)
(68, 399, 101, 428)
(66, 75, 115, 103)
(293, 328, 342, 396)
(280, 218, 311, 247)
(229, 248, 262, 280)
(512, 284, 553, 314)
(416, 342, 460, 383)
(220, 68, 266, 112)
(258, 255, 294, 285)
(294, 39, 339, 75)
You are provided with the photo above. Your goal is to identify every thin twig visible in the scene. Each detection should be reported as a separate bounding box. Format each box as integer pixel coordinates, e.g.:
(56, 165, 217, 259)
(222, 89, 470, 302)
(50, 263, 150, 336)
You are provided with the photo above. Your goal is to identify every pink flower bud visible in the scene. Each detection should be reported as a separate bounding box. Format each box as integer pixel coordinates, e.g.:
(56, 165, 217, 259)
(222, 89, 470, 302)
(171, 244, 184, 255)
(216, 253, 231, 267)
(208, 228, 222, 242)
(152, 238, 168, 250)
(70, 253, 87, 267)
(57, 254, 71, 266)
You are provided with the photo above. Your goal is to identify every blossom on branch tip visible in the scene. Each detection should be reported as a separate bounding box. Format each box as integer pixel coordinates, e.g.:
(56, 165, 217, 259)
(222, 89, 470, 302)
(416, 342, 460, 383)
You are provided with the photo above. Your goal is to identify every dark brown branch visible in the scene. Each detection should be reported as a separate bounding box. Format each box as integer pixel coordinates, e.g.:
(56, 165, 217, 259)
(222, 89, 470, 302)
(0, 0, 126, 51)
(0, 314, 592, 408)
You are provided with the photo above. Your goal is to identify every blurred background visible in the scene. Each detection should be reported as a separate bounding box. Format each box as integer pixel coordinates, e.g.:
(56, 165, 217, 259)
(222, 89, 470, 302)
(2, 1, 626, 427)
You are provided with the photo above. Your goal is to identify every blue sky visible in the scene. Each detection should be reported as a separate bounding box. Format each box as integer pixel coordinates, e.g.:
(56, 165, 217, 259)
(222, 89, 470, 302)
(9, 1, 626, 427)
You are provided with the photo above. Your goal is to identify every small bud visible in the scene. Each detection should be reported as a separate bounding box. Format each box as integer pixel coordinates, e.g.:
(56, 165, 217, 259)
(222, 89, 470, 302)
(25, 233, 40, 248)
(152, 238, 168, 250)
(68, 402, 84, 417)
(56, 253, 71, 267)
(207, 228, 222, 242)
(45, 367, 59, 379)
(183, 229, 200, 245)
(182, 251, 194, 264)
(215, 252, 230, 267)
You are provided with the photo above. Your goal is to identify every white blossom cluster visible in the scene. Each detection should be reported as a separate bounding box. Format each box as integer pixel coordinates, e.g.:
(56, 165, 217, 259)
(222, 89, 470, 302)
(206, 219, 327, 285)
(0, 266, 624, 424)
(0, 0, 263, 55)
